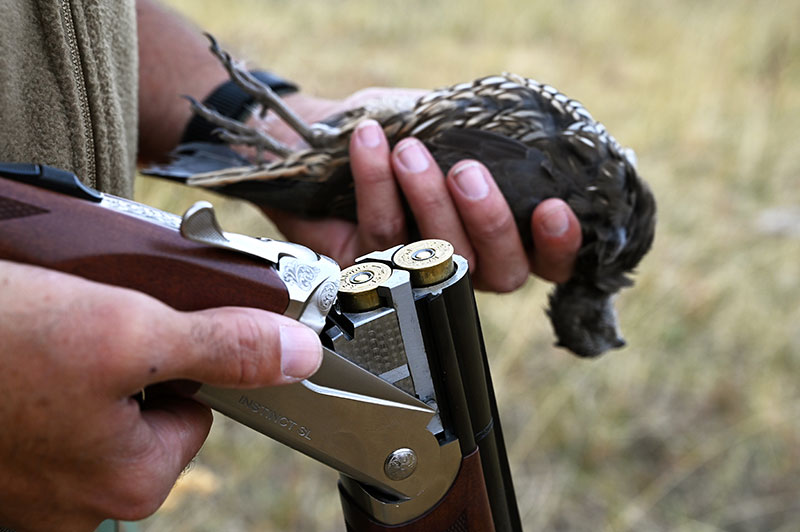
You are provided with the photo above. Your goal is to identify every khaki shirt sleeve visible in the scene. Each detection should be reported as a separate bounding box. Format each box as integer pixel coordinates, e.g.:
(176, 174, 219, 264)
(0, 1, 138, 197)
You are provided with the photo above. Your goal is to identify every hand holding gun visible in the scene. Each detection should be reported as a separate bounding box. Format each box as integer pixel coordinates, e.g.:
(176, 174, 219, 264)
(0, 164, 521, 531)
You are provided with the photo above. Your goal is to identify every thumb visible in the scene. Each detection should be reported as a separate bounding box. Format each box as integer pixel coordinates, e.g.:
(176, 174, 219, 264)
(147, 307, 323, 389)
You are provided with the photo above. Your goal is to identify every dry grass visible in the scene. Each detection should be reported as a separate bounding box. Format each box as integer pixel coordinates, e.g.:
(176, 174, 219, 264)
(138, 1, 800, 530)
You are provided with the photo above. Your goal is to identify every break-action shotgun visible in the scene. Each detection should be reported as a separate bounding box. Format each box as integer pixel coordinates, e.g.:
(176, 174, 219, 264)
(0, 163, 522, 531)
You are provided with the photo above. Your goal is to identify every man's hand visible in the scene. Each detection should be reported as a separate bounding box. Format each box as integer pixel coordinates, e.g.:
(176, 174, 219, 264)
(0, 261, 322, 531)
(261, 92, 582, 292)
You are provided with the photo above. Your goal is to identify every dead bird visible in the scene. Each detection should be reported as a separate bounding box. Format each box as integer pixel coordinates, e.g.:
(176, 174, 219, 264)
(146, 35, 656, 358)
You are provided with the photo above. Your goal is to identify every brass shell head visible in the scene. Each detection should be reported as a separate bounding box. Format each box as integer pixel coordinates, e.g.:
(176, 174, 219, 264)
(338, 262, 393, 312)
(392, 239, 455, 287)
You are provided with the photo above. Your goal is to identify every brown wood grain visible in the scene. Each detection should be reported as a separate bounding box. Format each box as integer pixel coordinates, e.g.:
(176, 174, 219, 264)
(340, 448, 495, 532)
(0, 178, 289, 313)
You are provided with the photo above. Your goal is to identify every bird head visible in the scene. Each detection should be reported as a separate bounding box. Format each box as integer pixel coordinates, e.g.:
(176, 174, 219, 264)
(542, 145, 655, 358)
(547, 281, 626, 358)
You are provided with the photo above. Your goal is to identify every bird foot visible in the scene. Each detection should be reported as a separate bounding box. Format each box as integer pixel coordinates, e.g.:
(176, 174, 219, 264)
(202, 33, 342, 150)
(183, 95, 293, 161)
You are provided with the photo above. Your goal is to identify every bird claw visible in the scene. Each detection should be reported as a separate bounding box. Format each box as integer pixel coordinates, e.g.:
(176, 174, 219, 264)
(200, 34, 341, 150)
(182, 95, 293, 159)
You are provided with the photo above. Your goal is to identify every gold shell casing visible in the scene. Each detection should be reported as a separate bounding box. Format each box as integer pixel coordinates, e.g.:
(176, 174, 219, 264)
(392, 239, 455, 287)
(338, 262, 393, 312)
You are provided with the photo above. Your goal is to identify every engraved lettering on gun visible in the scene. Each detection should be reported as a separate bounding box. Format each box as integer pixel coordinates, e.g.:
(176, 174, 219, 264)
(238, 395, 312, 440)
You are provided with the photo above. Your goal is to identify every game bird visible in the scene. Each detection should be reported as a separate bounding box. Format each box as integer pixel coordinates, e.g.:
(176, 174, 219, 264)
(147, 34, 656, 358)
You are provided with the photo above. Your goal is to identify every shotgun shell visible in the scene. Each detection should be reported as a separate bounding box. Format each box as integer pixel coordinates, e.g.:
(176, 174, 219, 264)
(338, 262, 392, 312)
(392, 239, 455, 287)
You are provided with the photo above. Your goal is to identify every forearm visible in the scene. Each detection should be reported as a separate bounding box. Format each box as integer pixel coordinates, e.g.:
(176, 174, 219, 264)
(136, 0, 341, 162)
(136, 0, 230, 162)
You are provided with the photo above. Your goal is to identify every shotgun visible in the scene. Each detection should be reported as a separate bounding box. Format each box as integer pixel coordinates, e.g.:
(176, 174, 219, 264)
(0, 163, 522, 531)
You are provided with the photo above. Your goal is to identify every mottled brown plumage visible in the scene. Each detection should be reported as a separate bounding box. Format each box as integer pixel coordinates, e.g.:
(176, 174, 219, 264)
(148, 36, 656, 357)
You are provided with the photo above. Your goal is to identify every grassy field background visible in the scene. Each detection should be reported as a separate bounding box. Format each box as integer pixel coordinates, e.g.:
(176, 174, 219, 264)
(137, 1, 800, 530)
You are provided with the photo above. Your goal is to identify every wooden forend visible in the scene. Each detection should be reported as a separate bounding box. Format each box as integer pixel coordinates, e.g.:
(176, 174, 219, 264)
(340, 448, 495, 532)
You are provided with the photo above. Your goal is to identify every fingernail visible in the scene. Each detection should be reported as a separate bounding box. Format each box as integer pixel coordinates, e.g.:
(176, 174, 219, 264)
(452, 162, 489, 200)
(279, 325, 323, 380)
(355, 119, 382, 148)
(541, 204, 570, 237)
(395, 139, 430, 173)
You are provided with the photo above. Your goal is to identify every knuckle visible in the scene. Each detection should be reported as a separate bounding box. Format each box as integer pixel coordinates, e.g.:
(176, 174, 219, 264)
(58, 294, 153, 372)
(412, 192, 451, 216)
(472, 266, 526, 293)
(229, 313, 270, 387)
(111, 490, 164, 522)
(531, 254, 571, 284)
(356, 164, 392, 186)
(330, 232, 359, 267)
(101, 466, 169, 521)
(540, 264, 572, 284)
(367, 216, 406, 246)
(196, 310, 275, 387)
(490, 267, 529, 293)
(471, 208, 516, 243)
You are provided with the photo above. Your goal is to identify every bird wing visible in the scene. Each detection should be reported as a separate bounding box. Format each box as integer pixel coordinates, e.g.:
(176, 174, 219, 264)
(142, 142, 251, 181)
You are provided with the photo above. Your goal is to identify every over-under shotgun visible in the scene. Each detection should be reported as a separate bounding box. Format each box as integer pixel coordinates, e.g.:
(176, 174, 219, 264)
(0, 164, 521, 531)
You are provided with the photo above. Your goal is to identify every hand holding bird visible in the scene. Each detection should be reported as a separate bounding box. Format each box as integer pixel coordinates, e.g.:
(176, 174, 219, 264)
(147, 35, 655, 357)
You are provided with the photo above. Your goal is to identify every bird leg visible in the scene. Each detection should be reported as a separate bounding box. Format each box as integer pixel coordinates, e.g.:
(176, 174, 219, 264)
(204, 33, 342, 149)
(183, 95, 293, 161)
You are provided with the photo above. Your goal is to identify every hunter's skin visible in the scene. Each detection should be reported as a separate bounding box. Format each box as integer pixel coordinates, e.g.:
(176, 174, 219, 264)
(0, 0, 580, 529)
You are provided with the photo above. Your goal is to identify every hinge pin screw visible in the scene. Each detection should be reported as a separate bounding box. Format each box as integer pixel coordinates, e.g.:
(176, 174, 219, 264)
(384, 447, 418, 481)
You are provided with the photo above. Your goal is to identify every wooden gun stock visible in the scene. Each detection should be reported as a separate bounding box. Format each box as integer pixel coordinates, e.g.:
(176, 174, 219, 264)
(340, 449, 494, 532)
(0, 174, 289, 313)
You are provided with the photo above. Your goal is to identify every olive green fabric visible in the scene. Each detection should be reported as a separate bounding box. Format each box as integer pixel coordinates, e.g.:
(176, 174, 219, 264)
(0, 0, 138, 197)
(1, 4, 138, 527)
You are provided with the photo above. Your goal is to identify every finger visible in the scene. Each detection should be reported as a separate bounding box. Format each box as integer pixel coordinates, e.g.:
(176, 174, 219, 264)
(110, 397, 213, 520)
(530, 198, 582, 283)
(350, 119, 408, 250)
(446, 161, 529, 292)
(141, 396, 212, 474)
(392, 138, 474, 264)
(136, 306, 322, 390)
(261, 207, 359, 264)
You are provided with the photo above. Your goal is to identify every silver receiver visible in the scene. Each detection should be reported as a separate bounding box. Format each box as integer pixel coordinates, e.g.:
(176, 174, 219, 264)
(179, 201, 339, 333)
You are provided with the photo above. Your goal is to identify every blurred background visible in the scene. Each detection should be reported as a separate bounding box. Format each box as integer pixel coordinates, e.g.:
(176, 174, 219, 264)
(137, 1, 800, 530)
